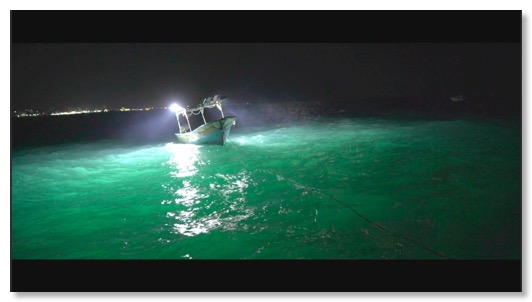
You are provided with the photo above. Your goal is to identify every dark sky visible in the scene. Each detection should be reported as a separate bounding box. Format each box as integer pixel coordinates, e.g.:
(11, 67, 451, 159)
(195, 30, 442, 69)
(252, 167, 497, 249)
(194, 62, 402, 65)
(11, 43, 521, 110)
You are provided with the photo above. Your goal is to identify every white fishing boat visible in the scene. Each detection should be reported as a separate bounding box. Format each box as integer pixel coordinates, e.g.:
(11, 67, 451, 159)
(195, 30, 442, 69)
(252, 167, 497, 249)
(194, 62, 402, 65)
(169, 95, 237, 146)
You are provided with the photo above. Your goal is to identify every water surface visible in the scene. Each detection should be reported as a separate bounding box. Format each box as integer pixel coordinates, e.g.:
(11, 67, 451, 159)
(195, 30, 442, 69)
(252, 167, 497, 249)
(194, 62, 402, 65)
(11, 116, 521, 259)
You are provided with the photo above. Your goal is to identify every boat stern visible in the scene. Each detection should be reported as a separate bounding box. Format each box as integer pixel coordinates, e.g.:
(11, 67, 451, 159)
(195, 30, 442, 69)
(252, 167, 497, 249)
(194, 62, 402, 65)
(221, 116, 237, 146)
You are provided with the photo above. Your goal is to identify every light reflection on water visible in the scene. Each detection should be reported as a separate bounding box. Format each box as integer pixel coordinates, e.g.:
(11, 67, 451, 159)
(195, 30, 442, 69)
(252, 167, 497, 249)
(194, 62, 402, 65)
(165, 143, 202, 178)
(162, 143, 253, 237)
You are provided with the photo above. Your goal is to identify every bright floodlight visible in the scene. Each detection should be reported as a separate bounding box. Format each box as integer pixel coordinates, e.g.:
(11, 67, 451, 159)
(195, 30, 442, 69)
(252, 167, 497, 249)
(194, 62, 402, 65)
(169, 103, 183, 113)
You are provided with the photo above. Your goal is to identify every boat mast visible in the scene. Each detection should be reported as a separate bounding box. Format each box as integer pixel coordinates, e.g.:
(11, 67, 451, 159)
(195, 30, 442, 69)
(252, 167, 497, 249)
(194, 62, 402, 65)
(217, 103, 224, 118)
(175, 113, 182, 133)
(183, 111, 191, 131)
(200, 108, 207, 124)
(174, 108, 191, 133)
(214, 95, 224, 118)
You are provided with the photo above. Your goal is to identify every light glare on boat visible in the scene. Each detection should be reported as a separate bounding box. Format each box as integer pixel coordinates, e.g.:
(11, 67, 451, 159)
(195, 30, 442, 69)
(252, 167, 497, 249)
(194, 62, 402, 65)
(169, 103, 183, 113)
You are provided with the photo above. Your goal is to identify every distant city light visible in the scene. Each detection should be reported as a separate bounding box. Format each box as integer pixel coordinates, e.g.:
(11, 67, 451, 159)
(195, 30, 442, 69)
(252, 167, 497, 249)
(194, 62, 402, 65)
(14, 106, 160, 118)
(51, 109, 104, 116)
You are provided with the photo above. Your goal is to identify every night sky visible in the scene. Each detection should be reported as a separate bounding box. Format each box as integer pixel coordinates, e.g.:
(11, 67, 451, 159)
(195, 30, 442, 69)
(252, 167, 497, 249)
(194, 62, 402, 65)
(11, 42, 521, 111)
(10, 10, 522, 116)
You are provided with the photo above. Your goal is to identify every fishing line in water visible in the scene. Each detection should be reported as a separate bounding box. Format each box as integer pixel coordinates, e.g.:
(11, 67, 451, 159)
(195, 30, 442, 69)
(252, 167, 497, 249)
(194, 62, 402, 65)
(227, 137, 449, 259)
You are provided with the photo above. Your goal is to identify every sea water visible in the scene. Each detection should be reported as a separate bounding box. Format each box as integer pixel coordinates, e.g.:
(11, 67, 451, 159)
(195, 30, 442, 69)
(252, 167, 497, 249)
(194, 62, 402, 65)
(11, 116, 521, 259)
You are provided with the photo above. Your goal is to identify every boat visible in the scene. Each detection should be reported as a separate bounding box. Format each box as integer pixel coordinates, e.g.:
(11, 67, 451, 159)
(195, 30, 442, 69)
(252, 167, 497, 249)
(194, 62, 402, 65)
(450, 94, 467, 102)
(169, 95, 237, 146)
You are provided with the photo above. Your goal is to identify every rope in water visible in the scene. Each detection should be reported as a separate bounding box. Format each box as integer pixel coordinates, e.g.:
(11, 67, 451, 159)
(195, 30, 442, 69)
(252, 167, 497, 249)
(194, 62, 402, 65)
(227, 137, 449, 259)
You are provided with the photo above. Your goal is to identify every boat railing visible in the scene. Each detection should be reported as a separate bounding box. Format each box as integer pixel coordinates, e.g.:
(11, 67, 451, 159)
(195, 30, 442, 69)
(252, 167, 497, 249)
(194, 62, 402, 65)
(174, 95, 226, 134)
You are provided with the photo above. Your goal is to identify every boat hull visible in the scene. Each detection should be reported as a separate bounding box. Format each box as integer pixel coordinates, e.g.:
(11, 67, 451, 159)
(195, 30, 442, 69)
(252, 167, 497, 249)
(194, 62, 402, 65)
(175, 116, 237, 146)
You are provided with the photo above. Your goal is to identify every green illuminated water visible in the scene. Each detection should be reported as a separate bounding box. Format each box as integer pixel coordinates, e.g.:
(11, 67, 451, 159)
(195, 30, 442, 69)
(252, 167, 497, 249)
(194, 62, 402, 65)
(11, 117, 521, 259)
